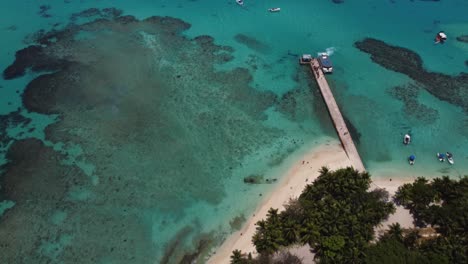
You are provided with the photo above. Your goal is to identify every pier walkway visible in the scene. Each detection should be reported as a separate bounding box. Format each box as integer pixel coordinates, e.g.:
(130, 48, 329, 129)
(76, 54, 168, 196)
(306, 58, 366, 172)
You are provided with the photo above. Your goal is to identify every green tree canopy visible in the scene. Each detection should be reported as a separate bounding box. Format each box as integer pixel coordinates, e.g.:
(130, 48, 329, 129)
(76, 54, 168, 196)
(251, 167, 395, 263)
(393, 176, 468, 263)
(232, 171, 467, 263)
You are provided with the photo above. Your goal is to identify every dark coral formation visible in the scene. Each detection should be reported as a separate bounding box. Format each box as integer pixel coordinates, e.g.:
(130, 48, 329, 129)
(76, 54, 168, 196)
(4, 25, 17, 31)
(387, 84, 439, 124)
(355, 38, 468, 112)
(38, 4, 52, 18)
(70, 7, 123, 23)
(0, 110, 31, 149)
(160, 226, 194, 264)
(2, 45, 69, 80)
(243, 174, 270, 184)
(279, 66, 340, 137)
(194, 35, 235, 63)
(234, 33, 271, 54)
(0, 139, 156, 263)
(277, 67, 321, 123)
(1, 8, 285, 263)
(179, 234, 216, 264)
(456, 35, 468, 43)
(70, 8, 123, 24)
(229, 214, 246, 231)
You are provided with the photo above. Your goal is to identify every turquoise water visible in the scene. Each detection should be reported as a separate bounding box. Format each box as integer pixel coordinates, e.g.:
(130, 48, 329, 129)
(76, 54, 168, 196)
(0, 0, 467, 263)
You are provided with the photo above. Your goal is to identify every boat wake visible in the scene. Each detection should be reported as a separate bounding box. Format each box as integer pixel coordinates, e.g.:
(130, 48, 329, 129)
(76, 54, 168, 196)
(318, 47, 336, 56)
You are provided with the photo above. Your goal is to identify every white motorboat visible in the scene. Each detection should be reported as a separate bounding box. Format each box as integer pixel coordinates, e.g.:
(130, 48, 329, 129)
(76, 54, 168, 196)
(435, 31, 447, 44)
(317, 53, 333, 73)
(446, 152, 454, 165)
(268, 7, 281, 12)
(236, 0, 244, 6)
(403, 134, 411, 145)
(408, 155, 415, 165)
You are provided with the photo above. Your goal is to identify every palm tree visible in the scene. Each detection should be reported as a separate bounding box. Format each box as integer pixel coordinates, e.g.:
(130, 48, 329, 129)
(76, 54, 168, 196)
(300, 222, 319, 246)
(230, 249, 245, 264)
(403, 229, 420, 250)
(255, 220, 267, 232)
(386, 223, 403, 242)
(266, 208, 280, 226)
(282, 218, 299, 244)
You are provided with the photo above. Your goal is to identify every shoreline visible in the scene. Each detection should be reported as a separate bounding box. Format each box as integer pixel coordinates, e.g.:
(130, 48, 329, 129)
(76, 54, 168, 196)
(208, 140, 354, 263)
(208, 140, 418, 263)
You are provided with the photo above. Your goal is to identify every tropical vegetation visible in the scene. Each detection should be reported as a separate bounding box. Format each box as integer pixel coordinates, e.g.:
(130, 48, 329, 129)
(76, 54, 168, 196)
(230, 168, 467, 264)
(387, 176, 468, 263)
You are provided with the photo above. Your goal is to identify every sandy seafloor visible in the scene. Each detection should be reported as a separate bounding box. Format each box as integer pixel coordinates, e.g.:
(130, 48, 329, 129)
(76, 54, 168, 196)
(0, 0, 467, 263)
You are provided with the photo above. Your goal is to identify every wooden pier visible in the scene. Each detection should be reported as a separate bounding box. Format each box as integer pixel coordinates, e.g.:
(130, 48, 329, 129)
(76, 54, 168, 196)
(305, 58, 366, 172)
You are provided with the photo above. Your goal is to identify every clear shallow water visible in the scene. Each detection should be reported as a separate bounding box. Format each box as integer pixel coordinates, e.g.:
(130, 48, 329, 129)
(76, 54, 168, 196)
(0, 0, 467, 263)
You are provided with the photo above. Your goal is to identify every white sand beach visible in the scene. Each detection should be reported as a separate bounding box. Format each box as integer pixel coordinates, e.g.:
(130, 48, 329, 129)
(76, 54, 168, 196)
(208, 140, 416, 263)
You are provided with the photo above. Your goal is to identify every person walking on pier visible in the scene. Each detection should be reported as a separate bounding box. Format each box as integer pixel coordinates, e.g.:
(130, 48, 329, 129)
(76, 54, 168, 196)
(313, 65, 320, 77)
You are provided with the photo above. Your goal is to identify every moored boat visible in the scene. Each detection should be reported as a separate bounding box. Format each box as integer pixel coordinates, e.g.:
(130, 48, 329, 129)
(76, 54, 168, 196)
(268, 7, 281, 12)
(446, 152, 454, 164)
(236, 0, 244, 6)
(403, 134, 411, 145)
(317, 53, 333, 73)
(437, 152, 445, 162)
(435, 31, 447, 44)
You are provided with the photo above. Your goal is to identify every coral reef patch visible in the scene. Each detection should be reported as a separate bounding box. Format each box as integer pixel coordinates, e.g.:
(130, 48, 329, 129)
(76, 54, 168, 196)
(0, 139, 155, 263)
(456, 35, 468, 43)
(234, 33, 271, 54)
(355, 38, 468, 112)
(0, 110, 31, 149)
(387, 84, 439, 124)
(70, 7, 123, 22)
(1, 7, 289, 263)
(2, 46, 69, 80)
(38, 5, 52, 18)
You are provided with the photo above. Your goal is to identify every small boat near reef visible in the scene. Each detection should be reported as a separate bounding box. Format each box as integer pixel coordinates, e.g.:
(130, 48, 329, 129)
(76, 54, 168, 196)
(437, 152, 446, 162)
(408, 155, 416, 165)
(403, 134, 411, 145)
(446, 152, 454, 165)
(236, 0, 244, 6)
(435, 31, 447, 44)
(268, 7, 281, 12)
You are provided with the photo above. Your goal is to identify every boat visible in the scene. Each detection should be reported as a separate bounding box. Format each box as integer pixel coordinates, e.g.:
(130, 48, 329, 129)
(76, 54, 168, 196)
(403, 134, 411, 145)
(236, 0, 244, 6)
(408, 155, 415, 165)
(299, 54, 312, 64)
(268, 7, 281, 12)
(437, 152, 445, 162)
(446, 152, 454, 164)
(435, 31, 447, 44)
(317, 53, 333, 73)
